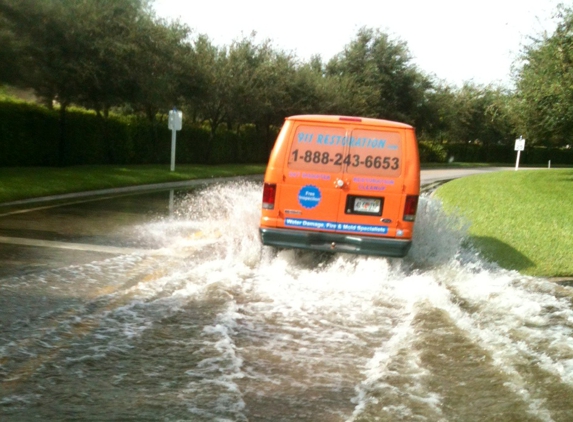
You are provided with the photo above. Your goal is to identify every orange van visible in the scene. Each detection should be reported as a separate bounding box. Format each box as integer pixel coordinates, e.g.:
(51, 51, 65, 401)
(259, 115, 420, 258)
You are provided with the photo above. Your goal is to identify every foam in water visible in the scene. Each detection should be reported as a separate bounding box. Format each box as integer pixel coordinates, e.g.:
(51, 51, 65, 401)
(3, 181, 573, 421)
(162, 182, 572, 420)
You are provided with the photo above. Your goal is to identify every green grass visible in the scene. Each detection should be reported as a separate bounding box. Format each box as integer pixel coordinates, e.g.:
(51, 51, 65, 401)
(0, 164, 266, 204)
(434, 169, 573, 277)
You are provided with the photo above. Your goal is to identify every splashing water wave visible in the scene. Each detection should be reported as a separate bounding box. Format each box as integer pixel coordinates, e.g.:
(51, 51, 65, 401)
(1, 181, 572, 421)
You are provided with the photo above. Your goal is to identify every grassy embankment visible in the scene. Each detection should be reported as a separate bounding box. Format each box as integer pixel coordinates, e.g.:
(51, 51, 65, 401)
(0, 164, 266, 204)
(434, 169, 573, 277)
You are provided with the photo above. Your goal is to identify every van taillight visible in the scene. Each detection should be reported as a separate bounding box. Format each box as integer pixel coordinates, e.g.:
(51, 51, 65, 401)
(403, 195, 418, 222)
(262, 183, 276, 209)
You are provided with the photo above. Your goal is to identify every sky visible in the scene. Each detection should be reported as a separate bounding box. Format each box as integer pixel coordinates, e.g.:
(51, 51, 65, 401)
(153, 0, 563, 87)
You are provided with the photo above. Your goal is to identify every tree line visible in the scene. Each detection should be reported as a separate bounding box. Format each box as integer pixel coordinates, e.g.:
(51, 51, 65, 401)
(1, 0, 572, 166)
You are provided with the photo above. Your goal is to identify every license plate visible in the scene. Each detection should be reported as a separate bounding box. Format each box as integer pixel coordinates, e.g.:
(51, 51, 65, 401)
(354, 198, 381, 214)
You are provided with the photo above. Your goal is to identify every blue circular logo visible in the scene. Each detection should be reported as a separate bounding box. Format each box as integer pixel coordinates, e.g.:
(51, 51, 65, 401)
(298, 185, 321, 209)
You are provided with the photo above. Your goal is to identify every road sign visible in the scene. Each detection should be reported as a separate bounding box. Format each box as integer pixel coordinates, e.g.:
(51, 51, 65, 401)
(168, 109, 182, 131)
(514, 136, 525, 151)
(168, 109, 183, 171)
(515, 136, 525, 171)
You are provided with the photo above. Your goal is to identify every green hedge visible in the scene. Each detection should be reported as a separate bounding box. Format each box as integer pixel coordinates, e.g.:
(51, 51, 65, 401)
(2, 100, 571, 167)
(418, 141, 448, 163)
(444, 143, 515, 163)
(443, 143, 573, 165)
(0, 101, 60, 165)
(521, 146, 573, 165)
(0, 100, 271, 166)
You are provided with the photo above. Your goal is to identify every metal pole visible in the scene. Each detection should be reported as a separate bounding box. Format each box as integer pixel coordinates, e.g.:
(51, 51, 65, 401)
(515, 150, 521, 171)
(170, 129, 176, 171)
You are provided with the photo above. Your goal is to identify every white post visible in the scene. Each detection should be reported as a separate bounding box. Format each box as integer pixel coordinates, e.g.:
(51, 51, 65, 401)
(170, 129, 176, 171)
(515, 150, 521, 171)
(548, 160, 551, 169)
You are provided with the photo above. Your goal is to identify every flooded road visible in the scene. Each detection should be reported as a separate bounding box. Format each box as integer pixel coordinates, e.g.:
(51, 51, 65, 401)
(1, 178, 572, 421)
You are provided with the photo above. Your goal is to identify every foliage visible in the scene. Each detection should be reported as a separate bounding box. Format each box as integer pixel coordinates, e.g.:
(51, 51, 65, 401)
(1, 1, 573, 166)
(325, 28, 432, 130)
(0, 0, 171, 110)
(0, 100, 268, 166)
(0, 100, 60, 165)
(448, 83, 516, 146)
(424, 142, 573, 165)
(514, 5, 573, 147)
(418, 141, 448, 163)
(127, 16, 197, 121)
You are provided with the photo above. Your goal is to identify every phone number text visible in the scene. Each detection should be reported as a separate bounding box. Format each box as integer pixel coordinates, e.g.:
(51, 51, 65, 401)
(291, 149, 399, 170)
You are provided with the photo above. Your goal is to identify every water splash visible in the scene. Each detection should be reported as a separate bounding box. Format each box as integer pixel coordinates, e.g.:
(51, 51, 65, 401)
(2, 181, 573, 421)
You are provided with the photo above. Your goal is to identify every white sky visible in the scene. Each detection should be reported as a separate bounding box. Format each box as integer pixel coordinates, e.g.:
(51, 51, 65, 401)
(153, 0, 562, 87)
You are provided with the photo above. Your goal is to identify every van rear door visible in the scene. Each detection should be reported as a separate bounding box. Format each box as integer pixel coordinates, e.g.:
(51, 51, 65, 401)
(335, 127, 405, 237)
(280, 123, 347, 232)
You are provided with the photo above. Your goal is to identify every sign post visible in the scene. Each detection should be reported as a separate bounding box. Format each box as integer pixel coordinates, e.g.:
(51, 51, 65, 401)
(514, 136, 525, 171)
(168, 108, 183, 171)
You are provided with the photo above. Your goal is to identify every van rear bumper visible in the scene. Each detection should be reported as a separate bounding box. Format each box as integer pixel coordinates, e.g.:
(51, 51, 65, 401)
(259, 228, 412, 258)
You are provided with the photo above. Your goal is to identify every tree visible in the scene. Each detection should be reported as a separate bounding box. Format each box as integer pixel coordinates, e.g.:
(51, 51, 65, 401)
(325, 27, 432, 128)
(224, 35, 277, 128)
(283, 60, 327, 117)
(447, 83, 513, 145)
(416, 81, 456, 142)
(190, 34, 301, 158)
(126, 17, 196, 120)
(514, 5, 573, 146)
(0, 0, 154, 164)
(189, 35, 232, 161)
(0, 12, 27, 86)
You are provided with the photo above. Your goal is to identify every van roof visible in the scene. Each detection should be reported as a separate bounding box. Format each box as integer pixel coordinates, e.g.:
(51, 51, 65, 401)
(286, 115, 413, 129)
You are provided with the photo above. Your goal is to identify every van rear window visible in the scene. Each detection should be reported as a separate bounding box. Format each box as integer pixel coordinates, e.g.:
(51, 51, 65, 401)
(288, 125, 346, 172)
(346, 129, 402, 177)
(288, 125, 403, 177)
